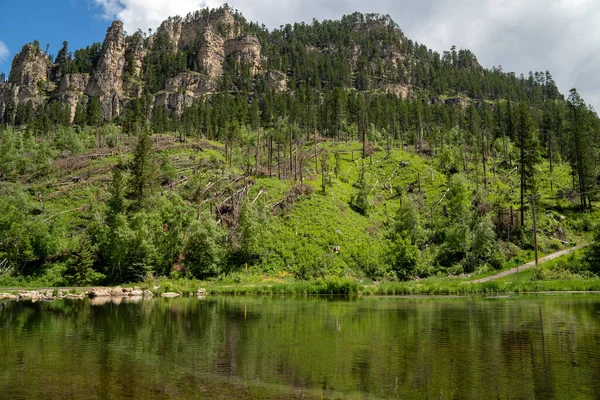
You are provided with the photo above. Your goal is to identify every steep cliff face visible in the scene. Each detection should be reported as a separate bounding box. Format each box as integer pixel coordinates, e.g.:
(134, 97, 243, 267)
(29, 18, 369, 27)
(86, 21, 126, 120)
(147, 7, 249, 113)
(165, 72, 214, 96)
(55, 73, 90, 123)
(124, 33, 147, 79)
(0, 7, 428, 123)
(225, 35, 262, 75)
(159, 17, 184, 52)
(0, 43, 51, 122)
(156, 71, 213, 117)
(197, 25, 227, 80)
(123, 33, 147, 98)
(265, 70, 287, 91)
(7, 43, 51, 91)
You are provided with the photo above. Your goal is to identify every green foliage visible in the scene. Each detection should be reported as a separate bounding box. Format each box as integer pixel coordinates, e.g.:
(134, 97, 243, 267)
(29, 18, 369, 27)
(231, 201, 264, 267)
(351, 164, 371, 215)
(63, 236, 104, 286)
(88, 97, 102, 126)
(107, 165, 126, 225)
(183, 214, 226, 279)
(585, 225, 600, 275)
(93, 212, 157, 283)
(0, 186, 58, 272)
(129, 132, 157, 210)
(1, 9, 600, 287)
(53, 126, 83, 155)
(159, 154, 178, 185)
(390, 237, 421, 280)
(154, 194, 193, 275)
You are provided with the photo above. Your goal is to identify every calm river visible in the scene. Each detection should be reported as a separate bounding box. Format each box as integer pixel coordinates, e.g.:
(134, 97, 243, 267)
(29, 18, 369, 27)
(1, 295, 600, 399)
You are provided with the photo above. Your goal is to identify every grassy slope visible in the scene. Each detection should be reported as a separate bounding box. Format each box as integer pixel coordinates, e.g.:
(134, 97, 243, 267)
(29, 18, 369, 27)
(0, 130, 597, 291)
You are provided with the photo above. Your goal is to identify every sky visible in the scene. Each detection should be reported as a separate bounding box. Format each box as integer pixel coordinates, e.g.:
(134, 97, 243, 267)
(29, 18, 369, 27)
(0, 0, 599, 109)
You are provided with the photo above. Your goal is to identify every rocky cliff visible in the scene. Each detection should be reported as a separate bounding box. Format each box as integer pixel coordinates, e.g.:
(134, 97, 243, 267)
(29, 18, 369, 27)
(85, 20, 126, 120)
(0, 6, 424, 125)
(0, 43, 52, 123)
(0, 6, 264, 124)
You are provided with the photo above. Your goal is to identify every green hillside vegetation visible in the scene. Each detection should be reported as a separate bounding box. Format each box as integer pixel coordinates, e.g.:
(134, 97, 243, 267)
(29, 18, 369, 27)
(1, 8, 599, 290)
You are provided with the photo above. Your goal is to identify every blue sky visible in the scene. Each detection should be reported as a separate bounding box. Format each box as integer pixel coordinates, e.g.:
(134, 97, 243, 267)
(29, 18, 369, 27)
(1, 0, 600, 111)
(0, 0, 109, 74)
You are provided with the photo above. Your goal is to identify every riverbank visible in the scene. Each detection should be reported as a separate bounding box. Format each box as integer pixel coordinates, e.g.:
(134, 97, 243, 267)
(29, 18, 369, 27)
(2, 247, 598, 298)
(4, 276, 600, 300)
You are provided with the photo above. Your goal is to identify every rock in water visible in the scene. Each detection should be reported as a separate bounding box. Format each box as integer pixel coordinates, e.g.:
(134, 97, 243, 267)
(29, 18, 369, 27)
(161, 292, 181, 298)
(89, 288, 111, 298)
(109, 287, 124, 297)
(17, 291, 41, 301)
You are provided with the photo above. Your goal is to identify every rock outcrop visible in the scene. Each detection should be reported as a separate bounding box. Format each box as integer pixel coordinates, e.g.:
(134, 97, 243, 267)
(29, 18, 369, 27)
(224, 35, 262, 75)
(197, 25, 227, 80)
(124, 34, 147, 78)
(85, 21, 126, 121)
(7, 43, 51, 97)
(0, 6, 425, 122)
(150, 7, 250, 114)
(55, 73, 90, 123)
(164, 72, 215, 96)
(0, 43, 52, 123)
(89, 287, 112, 298)
(265, 70, 287, 92)
(123, 33, 147, 97)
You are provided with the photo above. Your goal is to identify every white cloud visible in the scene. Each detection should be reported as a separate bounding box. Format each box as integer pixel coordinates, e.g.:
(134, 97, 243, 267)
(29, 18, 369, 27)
(0, 40, 9, 64)
(93, 0, 223, 33)
(91, 0, 600, 110)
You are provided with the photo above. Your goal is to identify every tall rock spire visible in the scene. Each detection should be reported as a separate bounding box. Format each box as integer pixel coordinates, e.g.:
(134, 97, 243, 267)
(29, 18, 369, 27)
(86, 20, 126, 121)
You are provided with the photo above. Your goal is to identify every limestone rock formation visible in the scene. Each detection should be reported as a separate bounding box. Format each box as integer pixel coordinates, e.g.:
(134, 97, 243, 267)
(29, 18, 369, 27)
(0, 6, 423, 122)
(165, 72, 215, 96)
(225, 35, 262, 75)
(265, 70, 287, 92)
(0, 43, 52, 123)
(124, 32, 147, 98)
(86, 20, 126, 121)
(161, 292, 181, 298)
(155, 72, 215, 116)
(55, 73, 90, 123)
(198, 25, 227, 80)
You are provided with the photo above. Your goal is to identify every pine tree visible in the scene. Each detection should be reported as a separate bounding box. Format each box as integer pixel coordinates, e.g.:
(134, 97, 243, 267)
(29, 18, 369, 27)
(88, 97, 102, 126)
(516, 102, 539, 225)
(64, 236, 98, 286)
(73, 100, 87, 128)
(566, 89, 596, 209)
(56, 41, 72, 75)
(107, 165, 125, 224)
(129, 132, 155, 210)
(352, 164, 371, 215)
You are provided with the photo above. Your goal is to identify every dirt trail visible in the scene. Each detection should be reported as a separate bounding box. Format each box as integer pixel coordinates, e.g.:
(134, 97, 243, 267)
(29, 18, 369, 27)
(470, 244, 588, 283)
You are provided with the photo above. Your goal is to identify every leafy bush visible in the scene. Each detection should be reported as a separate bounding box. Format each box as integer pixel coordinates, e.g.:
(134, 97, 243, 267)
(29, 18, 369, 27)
(183, 214, 227, 279)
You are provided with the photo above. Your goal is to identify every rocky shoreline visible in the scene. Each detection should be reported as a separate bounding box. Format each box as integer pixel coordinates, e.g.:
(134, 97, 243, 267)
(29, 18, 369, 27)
(0, 287, 207, 304)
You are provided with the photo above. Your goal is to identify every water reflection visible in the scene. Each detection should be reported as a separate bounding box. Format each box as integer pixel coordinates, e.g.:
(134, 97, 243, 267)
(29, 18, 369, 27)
(1, 295, 600, 399)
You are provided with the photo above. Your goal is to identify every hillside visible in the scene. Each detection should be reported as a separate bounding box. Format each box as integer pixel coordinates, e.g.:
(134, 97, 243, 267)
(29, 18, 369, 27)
(0, 5, 599, 287)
